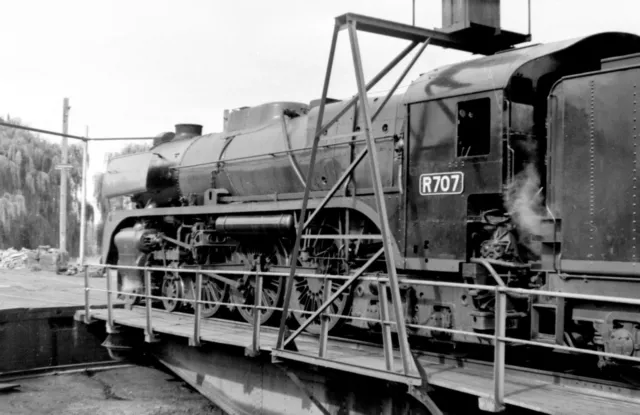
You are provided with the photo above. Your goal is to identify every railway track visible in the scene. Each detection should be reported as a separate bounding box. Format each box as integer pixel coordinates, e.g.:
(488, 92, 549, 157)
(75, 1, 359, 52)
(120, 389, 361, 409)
(0, 361, 135, 383)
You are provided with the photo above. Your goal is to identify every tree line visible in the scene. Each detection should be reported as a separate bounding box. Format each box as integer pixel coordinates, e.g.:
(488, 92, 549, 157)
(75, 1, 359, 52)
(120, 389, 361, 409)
(0, 116, 150, 257)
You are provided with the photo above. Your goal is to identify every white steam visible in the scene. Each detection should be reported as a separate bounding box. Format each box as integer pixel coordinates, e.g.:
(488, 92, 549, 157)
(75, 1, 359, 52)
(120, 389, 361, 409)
(121, 275, 143, 294)
(504, 164, 545, 256)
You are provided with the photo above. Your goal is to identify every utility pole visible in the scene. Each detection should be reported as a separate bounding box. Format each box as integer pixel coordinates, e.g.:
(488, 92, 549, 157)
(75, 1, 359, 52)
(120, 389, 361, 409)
(59, 98, 70, 254)
(79, 125, 88, 264)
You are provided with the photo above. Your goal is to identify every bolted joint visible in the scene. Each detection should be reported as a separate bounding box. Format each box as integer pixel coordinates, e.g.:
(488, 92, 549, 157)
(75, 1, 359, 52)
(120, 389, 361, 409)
(106, 324, 120, 334)
(244, 346, 262, 358)
(478, 397, 505, 413)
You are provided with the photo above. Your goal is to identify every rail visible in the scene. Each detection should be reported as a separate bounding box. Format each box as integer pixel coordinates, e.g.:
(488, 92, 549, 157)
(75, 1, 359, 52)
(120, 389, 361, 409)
(0, 361, 134, 383)
(81, 259, 640, 413)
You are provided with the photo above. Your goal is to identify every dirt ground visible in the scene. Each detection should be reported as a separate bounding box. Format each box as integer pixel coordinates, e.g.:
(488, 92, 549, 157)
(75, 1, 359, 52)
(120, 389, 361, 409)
(0, 365, 224, 415)
(0, 267, 118, 309)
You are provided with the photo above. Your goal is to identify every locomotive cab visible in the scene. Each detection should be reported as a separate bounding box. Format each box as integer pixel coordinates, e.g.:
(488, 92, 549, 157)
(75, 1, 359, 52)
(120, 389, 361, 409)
(403, 32, 640, 271)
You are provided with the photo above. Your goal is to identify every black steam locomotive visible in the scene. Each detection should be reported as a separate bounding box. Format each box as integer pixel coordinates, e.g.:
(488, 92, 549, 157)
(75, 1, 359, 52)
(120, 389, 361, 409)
(100, 29, 640, 369)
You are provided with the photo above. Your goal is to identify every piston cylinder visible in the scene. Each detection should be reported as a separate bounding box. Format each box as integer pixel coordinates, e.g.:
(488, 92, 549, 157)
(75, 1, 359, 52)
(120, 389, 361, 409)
(214, 214, 294, 235)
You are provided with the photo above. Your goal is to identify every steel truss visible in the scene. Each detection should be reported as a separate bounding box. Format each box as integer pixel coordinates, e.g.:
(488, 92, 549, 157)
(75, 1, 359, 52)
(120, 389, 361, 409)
(272, 12, 531, 409)
(274, 13, 434, 385)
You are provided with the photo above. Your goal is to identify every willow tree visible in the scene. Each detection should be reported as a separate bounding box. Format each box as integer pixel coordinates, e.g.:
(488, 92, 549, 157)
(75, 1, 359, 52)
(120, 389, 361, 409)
(0, 117, 89, 255)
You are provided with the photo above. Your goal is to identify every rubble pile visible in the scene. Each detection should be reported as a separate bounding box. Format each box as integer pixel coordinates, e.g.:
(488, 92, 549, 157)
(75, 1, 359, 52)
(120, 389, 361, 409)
(0, 248, 32, 269)
(0, 246, 77, 274)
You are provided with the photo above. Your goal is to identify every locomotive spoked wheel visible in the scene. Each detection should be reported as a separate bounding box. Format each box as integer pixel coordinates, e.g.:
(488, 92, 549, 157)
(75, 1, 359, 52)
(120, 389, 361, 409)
(228, 243, 286, 325)
(161, 270, 186, 313)
(200, 276, 227, 318)
(289, 225, 351, 334)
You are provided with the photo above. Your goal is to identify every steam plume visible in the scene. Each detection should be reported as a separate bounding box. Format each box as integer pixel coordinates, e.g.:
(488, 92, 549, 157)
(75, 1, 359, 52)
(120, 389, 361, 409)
(504, 163, 544, 256)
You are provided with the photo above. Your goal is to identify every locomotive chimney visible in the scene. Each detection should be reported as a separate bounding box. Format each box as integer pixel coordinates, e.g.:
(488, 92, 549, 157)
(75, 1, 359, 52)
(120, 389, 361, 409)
(174, 124, 203, 140)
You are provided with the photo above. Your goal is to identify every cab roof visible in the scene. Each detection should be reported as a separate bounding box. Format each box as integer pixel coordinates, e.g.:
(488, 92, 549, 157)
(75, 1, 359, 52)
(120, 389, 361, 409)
(403, 32, 640, 104)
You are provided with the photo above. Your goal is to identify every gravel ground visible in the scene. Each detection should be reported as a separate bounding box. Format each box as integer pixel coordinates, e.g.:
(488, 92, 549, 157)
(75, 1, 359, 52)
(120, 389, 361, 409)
(0, 365, 224, 415)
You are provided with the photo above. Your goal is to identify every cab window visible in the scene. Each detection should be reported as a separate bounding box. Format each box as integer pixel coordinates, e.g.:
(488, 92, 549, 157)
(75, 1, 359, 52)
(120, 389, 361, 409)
(456, 98, 490, 157)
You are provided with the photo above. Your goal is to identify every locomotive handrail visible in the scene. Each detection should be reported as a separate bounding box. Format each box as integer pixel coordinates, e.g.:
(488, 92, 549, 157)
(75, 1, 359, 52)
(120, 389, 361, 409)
(280, 112, 306, 187)
(173, 134, 395, 171)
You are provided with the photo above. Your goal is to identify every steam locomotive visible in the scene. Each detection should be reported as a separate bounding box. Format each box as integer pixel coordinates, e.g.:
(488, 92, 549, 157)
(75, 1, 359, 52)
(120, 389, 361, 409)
(101, 31, 640, 368)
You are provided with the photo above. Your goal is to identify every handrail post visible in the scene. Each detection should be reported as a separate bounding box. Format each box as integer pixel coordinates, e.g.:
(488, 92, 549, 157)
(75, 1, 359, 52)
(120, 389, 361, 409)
(144, 268, 157, 343)
(80, 135, 90, 324)
(247, 262, 263, 357)
(83, 264, 92, 324)
(480, 287, 506, 412)
(378, 280, 394, 371)
(318, 276, 331, 358)
(190, 269, 202, 347)
(105, 266, 117, 333)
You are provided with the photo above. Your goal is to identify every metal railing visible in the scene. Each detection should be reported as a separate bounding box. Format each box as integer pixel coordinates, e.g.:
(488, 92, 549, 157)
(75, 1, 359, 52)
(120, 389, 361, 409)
(81, 258, 640, 412)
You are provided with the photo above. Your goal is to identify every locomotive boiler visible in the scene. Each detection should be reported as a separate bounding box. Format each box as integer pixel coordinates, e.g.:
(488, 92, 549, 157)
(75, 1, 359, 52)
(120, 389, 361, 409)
(100, 28, 640, 369)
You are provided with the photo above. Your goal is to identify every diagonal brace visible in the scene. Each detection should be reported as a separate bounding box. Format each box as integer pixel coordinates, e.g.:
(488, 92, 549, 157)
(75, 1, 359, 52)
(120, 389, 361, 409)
(314, 41, 418, 139)
(283, 248, 384, 347)
(276, 22, 340, 349)
(276, 364, 332, 415)
(303, 146, 369, 229)
(347, 19, 414, 375)
(304, 36, 431, 230)
(277, 29, 415, 349)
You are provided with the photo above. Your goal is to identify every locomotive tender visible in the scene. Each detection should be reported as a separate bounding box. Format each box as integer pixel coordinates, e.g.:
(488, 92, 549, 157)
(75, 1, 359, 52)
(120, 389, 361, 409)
(100, 24, 640, 367)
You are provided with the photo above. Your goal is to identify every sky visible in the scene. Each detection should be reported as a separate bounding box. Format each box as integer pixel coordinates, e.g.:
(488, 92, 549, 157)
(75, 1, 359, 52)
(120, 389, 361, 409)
(1, 0, 638, 201)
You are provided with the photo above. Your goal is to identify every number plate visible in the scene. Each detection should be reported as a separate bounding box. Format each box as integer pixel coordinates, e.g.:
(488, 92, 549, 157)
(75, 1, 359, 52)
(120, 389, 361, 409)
(419, 172, 464, 195)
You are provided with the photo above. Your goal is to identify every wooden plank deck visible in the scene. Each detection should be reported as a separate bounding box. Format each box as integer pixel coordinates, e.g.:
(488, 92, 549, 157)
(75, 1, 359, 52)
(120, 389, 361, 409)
(77, 307, 640, 415)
